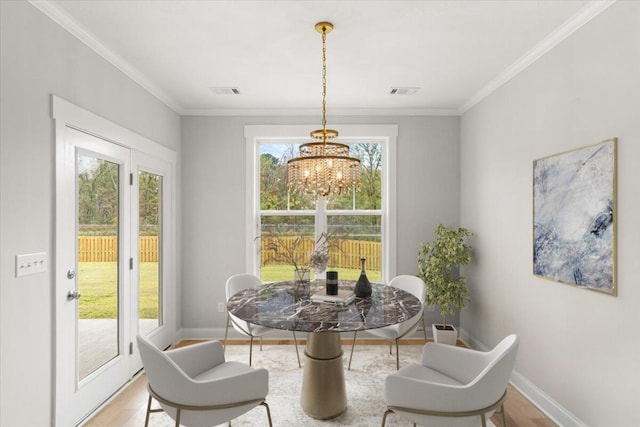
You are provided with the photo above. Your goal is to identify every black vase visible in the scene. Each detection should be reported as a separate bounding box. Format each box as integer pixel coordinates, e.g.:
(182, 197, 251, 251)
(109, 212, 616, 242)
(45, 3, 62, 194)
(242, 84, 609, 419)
(354, 258, 372, 298)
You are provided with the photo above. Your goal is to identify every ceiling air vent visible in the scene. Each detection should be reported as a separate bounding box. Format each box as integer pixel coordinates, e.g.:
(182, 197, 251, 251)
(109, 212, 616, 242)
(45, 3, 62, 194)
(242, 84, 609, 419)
(389, 87, 419, 95)
(209, 87, 241, 95)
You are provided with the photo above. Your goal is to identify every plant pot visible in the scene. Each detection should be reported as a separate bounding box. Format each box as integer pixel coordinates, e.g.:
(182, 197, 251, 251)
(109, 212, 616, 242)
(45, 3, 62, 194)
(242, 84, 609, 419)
(432, 324, 458, 346)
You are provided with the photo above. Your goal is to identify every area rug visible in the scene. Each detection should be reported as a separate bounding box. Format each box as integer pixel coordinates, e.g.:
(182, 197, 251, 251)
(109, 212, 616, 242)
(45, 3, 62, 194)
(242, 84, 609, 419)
(151, 344, 495, 427)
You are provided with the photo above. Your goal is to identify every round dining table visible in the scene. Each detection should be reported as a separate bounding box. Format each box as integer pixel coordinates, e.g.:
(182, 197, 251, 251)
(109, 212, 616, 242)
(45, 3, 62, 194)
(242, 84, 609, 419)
(226, 279, 422, 420)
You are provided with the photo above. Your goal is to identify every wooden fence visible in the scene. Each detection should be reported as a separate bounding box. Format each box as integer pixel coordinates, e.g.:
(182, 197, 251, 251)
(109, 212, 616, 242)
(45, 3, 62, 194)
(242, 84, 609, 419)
(260, 236, 381, 271)
(79, 236, 381, 270)
(78, 236, 158, 262)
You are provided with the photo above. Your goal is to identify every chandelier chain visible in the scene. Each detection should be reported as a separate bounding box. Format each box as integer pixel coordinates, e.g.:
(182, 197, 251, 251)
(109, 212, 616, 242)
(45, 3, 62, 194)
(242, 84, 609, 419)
(321, 27, 327, 136)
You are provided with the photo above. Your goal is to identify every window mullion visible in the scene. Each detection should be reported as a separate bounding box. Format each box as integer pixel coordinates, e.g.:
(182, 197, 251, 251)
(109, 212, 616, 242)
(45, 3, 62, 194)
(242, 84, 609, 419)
(315, 197, 327, 243)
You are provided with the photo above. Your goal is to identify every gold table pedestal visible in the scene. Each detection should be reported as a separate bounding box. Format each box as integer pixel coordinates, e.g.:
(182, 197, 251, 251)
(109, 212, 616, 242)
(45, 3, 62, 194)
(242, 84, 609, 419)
(300, 332, 347, 419)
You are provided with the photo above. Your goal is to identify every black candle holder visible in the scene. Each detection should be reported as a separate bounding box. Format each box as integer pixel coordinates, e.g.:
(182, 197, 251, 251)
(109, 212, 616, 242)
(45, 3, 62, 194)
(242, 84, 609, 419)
(326, 271, 338, 295)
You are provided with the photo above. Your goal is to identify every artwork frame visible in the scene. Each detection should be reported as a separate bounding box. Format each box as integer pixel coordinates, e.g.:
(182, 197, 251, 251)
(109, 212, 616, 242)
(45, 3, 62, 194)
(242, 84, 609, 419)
(533, 138, 617, 295)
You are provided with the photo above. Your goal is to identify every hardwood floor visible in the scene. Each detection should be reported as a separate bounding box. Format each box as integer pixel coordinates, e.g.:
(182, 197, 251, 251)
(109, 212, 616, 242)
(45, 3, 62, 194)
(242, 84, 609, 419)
(84, 340, 556, 427)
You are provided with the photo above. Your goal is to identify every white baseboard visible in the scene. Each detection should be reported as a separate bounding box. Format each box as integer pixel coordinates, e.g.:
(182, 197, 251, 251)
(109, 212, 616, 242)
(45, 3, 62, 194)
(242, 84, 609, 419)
(459, 328, 586, 427)
(510, 370, 587, 427)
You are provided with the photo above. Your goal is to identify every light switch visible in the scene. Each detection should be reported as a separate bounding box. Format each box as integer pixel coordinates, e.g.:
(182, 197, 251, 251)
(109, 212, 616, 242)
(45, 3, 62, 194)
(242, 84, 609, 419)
(15, 252, 47, 277)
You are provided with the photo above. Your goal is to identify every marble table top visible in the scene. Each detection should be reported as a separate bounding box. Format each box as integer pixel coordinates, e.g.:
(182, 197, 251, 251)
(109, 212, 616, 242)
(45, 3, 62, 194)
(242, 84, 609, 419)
(226, 280, 422, 333)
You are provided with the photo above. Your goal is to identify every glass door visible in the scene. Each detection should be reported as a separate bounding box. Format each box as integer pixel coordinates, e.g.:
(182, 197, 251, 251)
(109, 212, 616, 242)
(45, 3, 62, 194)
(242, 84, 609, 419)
(129, 152, 173, 374)
(55, 126, 131, 427)
(138, 170, 163, 334)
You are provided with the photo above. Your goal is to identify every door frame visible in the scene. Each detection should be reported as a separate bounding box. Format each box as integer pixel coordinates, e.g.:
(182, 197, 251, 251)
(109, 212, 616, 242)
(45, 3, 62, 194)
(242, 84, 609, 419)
(53, 95, 177, 425)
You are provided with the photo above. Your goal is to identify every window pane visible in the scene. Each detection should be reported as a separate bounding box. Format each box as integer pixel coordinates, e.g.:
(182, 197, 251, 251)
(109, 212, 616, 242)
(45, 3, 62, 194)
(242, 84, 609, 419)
(138, 171, 162, 334)
(260, 143, 315, 210)
(327, 215, 382, 282)
(260, 215, 314, 282)
(77, 154, 119, 380)
(257, 138, 385, 282)
(326, 143, 382, 210)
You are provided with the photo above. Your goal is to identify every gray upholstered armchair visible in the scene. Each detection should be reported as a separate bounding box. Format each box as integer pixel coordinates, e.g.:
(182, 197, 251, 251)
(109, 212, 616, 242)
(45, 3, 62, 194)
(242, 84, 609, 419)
(382, 334, 519, 427)
(137, 334, 272, 427)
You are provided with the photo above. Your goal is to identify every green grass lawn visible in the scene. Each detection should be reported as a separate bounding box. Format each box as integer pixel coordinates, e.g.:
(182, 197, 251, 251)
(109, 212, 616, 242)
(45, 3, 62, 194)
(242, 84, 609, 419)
(260, 264, 381, 283)
(79, 262, 159, 319)
(79, 262, 382, 319)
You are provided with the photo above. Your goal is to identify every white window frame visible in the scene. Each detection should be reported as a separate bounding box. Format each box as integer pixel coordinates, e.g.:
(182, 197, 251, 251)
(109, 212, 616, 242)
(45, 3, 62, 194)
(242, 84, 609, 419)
(244, 124, 397, 282)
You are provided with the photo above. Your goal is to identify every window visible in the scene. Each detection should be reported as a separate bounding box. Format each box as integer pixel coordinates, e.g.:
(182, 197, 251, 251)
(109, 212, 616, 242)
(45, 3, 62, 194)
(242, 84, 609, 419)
(245, 125, 397, 283)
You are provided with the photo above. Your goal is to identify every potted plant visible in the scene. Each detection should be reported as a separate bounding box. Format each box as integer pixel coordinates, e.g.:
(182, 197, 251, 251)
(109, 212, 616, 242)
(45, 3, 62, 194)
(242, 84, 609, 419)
(417, 224, 473, 345)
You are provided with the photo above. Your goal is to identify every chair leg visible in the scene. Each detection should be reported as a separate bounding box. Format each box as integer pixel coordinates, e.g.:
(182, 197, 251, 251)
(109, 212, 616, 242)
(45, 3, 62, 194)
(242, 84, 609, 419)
(144, 394, 153, 427)
(388, 341, 392, 355)
(292, 331, 301, 368)
(261, 401, 273, 427)
(249, 336, 254, 366)
(421, 313, 427, 342)
(223, 314, 231, 352)
(260, 336, 263, 351)
(175, 408, 181, 427)
(348, 330, 358, 370)
(481, 413, 487, 427)
(501, 403, 508, 427)
(395, 339, 400, 370)
(381, 408, 393, 427)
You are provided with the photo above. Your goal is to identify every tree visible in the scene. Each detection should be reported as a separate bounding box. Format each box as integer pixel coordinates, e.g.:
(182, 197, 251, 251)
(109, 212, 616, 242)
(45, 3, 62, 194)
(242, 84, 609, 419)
(353, 143, 382, 210)
(138, 172, 161, 235)
(78, 160, 119, 232)
(260, 153, 286, 210)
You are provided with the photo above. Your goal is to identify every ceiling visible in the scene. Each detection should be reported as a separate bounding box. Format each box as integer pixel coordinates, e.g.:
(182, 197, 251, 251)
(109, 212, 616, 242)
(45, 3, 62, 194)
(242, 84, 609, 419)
(34, 1, 612, 116)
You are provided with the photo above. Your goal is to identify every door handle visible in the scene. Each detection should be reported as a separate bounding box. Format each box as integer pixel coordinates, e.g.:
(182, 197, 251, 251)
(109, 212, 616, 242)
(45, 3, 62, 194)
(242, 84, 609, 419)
(67, 269, 76, 279)
(67, 290, 82, 301)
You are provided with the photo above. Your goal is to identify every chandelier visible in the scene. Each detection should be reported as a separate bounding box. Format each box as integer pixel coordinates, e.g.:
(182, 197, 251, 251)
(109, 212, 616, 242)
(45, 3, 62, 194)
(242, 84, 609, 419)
(287, 22, 361, 197)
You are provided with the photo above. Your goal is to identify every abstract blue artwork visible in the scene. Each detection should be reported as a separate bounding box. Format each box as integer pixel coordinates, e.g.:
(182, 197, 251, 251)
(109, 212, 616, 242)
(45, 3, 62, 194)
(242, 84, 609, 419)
(533, 138, 617, 295)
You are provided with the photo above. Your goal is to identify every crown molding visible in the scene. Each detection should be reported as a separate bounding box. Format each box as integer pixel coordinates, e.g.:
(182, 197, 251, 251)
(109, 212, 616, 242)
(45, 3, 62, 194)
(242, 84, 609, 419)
(182, 107, 460, 117)
(458, 0, 617, 114)
(29, 0, 184, 114)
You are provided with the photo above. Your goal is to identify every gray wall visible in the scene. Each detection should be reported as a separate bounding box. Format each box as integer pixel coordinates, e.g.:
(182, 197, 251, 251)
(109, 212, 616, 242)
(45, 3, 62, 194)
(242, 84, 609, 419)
(460, 2, 640, 425)
(0, 2, 181, 425)
(181, 115, 460, 330)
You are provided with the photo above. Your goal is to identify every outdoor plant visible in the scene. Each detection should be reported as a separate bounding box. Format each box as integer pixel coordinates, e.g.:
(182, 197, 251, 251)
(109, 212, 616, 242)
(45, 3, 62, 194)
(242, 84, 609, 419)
(417, 224, 474, 326)
(261, 230, 344, 275)
(308, 242, 330, 275)
(262, 233, 310, 271)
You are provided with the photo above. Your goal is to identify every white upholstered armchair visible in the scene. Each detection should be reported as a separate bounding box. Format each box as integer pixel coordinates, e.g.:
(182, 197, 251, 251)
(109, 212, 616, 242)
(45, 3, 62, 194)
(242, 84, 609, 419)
(224, 273, 301, 367)
(348, 275, 427, 370)
(382, 334, 519, 427)
(137, 334, 272, 427)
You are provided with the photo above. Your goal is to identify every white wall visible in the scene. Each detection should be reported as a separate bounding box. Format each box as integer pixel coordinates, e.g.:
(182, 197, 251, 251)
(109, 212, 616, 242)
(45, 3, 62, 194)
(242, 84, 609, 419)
(180, 115, 460, 332)
(0, 2, 181, 425)
(460, 2, 640, 425)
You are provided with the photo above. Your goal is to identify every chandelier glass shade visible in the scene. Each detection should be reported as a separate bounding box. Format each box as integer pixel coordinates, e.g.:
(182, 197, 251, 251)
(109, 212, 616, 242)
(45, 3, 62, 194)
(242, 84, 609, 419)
(287, 22, 361, 198)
